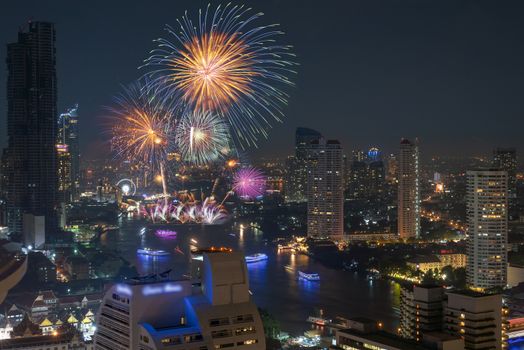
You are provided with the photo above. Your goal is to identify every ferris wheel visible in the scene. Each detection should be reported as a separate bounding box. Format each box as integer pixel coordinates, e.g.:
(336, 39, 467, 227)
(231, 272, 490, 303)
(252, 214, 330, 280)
(116, 178, 137, 196)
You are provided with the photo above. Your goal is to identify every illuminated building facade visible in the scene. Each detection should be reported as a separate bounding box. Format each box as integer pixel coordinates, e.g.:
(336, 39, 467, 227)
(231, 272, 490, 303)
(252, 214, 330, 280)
(58, 104, 80, 202)
(386, 153, 398, 183)
(285, 127, 321, 202)
(406, 253, 467, 273)
(4, 21, 58, 235)
(398, 138, 420, 239)
(444, 291, 503, 350)
(347, 148, 385, 199)
(332, 317, 463, 350)
(399, 285, 444, 341)
(398, 286, 503, 349)
(466, 169, 508, 290)
(493, 147, 517, 218)
(56, 144, 72, 224)
(94, 251, 265, 350)
(307, 138, 344, 240)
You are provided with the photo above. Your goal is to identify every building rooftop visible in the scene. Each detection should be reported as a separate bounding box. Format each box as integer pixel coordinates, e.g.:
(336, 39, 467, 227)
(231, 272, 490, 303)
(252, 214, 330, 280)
(338, 328, 430, 350)
(447, 289, 501, 298)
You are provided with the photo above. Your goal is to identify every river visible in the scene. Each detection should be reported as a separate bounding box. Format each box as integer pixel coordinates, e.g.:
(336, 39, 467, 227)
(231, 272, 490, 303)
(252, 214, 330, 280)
(99, 217, 401, 335)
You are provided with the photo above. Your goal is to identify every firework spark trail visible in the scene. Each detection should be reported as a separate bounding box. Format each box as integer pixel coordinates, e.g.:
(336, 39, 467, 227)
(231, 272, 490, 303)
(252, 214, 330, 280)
(109, 81, 172, 168)
(143, 3, 296, 148)
(109, 81, 173, 199)
(142, 198, 228, 225)
(175, 110, 231, 165)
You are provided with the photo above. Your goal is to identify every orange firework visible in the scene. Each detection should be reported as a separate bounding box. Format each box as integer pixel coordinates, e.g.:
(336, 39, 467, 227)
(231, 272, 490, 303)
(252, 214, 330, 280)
(172, 32, 256, 111)
(144, 3, 296, 147)
(109, 82, 172, 169)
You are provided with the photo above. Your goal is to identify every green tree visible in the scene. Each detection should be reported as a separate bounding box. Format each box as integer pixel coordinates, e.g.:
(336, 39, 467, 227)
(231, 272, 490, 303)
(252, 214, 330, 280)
(258, 308, 281, 340)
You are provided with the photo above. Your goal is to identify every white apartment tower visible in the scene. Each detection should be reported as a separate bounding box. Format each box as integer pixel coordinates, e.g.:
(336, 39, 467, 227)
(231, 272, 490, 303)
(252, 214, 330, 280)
(94, 251, 265, 350)
(307, 138, 344, 240)
(398, 138, 420, 239)
(466, 169, 508, 290)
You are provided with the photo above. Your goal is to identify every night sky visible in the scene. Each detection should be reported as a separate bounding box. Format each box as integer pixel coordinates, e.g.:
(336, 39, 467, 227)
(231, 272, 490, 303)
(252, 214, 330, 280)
(1, 0, 524, 159)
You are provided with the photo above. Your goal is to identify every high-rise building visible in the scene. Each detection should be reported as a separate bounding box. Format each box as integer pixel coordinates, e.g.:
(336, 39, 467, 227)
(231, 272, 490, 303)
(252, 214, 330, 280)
(399, 284, 444, 341)
(466, 169, 508, 290)
(397, 283, 506, 349)
(58, 105, 80, 202)
(493, 147, 517, 218)
(4, 21, 58, 236)
(398, 138, 420, 239)
(307, 138, 344, 240)
(347, 157, 385, 200)
(347, 160, 367, 199)
(285, 127, 321, 202)
(94, 250, 266, 350)
(331, 317, 464, 350)
(444, 290, 503, 350)
(56, 144, 71, 210)
(386, 153, 398, 183)
(348, 147, 385, 200)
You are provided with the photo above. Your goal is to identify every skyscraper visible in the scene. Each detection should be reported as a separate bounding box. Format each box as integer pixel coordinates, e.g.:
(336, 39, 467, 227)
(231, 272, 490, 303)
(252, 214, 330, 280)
(56, 144, 71, 228)
(4, 21, 58, 236)
(307, 138, 344, 240)
(58, 104, 80, 202)
(466, 169, 508, 290)
(347, 147, 385, 200)
(398, 138, 420, 239)
(386, 154, 398, 183)
(285, 127, 321, 202)
(493, 147, 517, 218)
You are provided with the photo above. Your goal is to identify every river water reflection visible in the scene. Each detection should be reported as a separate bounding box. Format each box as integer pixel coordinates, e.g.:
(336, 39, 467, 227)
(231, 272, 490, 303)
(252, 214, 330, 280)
(100, 218, 400, 335)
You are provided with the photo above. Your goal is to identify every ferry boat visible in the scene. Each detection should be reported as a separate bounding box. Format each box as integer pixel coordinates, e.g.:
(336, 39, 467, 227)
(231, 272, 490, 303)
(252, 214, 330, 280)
(245, 253, 268, 263)
(299, 271, 320, 281)
(137, 248, 170, 257)
(306, 316, 331, 326)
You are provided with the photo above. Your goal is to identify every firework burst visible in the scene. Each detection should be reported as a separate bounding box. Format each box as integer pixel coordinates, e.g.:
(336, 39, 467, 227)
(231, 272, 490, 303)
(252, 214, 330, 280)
(109, 81, 173, 170)
(175, 110, 231, 165)
(142, 198, 228, 225)
(143, 3, 296, 147)
(232, 167, 266, 199)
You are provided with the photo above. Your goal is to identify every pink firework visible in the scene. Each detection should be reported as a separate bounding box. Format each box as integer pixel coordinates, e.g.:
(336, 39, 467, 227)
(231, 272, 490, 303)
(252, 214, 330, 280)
(233, 167, 266, 199)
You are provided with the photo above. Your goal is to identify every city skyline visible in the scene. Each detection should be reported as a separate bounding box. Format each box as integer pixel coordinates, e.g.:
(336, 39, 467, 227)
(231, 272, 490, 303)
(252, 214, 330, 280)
(1, 3, 523, 350)
(1, 0, 524, 159)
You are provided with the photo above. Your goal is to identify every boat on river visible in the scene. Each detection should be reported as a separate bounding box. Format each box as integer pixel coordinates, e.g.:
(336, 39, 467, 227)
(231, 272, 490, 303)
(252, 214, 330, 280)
(245, 253, 268, 263)
(137, 248, 170, 257)
(299, 271, 320, 281)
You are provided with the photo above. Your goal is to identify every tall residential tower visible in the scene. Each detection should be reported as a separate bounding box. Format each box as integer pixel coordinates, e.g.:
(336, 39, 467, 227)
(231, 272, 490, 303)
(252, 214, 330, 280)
(466, 169, 508, 290)
(285, 127, 321, 202)
(493, 147, 517, 219)
(307, 138, 344, 240)
(397, 139, 420, 239)
(3, 21, 58, 236)
(58, 105, 80, 202)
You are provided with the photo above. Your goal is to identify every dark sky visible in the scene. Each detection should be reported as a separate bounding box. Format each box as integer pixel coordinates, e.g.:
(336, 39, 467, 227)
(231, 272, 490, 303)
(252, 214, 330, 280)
(1, 0, 524, 159)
